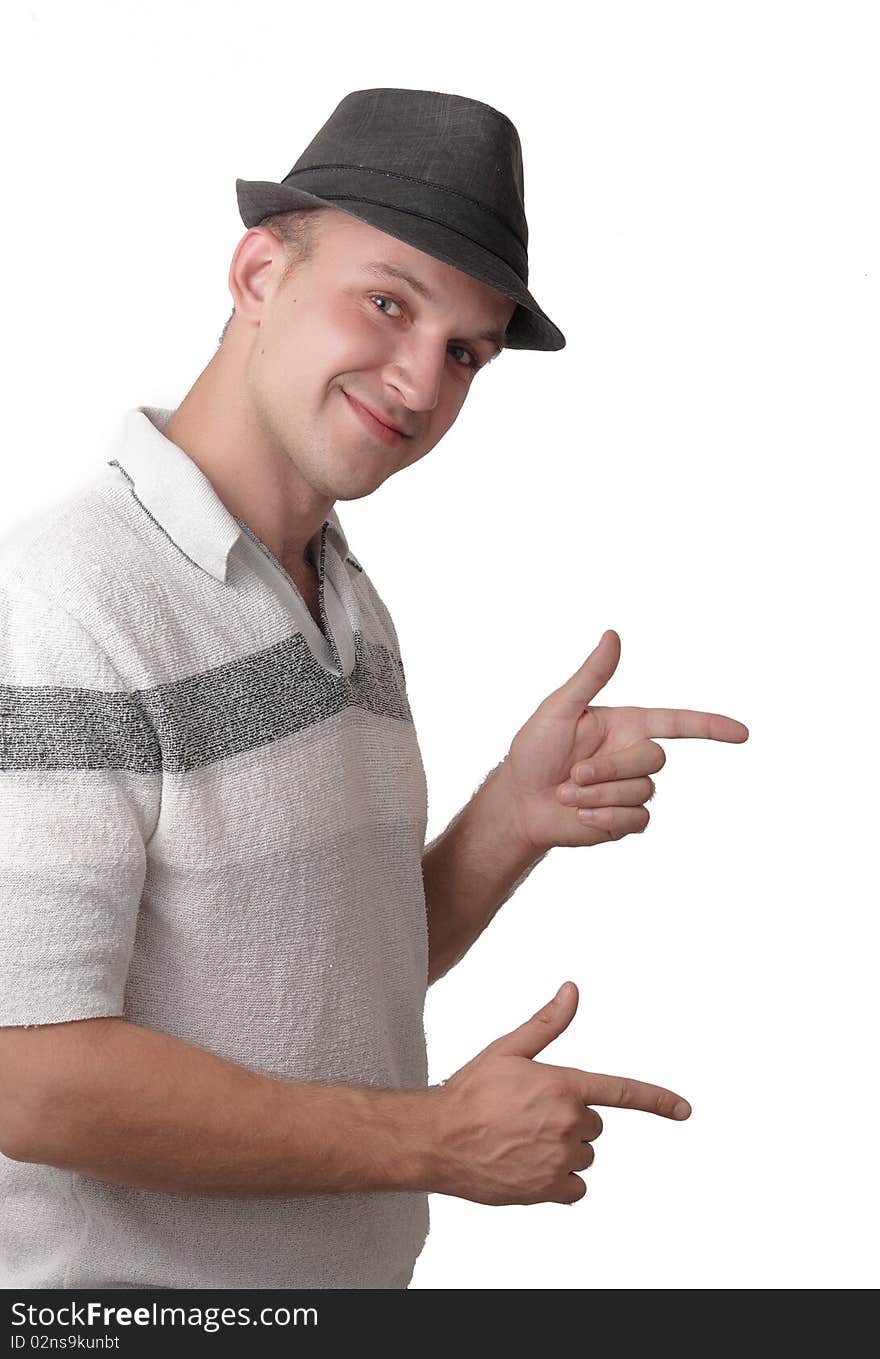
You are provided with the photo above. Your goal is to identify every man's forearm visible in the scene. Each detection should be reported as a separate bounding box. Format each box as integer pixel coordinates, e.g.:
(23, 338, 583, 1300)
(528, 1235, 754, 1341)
(423, 760, 547, 986)
(5, 1017, 438, 1197)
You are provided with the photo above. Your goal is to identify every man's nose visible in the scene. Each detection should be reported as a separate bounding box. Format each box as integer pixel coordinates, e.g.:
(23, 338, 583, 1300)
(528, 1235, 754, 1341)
(385, 343, 447, 414)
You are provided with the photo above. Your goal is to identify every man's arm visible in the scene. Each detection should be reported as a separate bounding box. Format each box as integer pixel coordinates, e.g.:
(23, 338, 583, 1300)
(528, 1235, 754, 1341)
(422, 760, 548, 987)
(0, 1017, 437, 1196)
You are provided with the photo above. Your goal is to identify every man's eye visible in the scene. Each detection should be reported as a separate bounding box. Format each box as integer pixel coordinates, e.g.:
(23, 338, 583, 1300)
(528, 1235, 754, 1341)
(370, 295, 402, 317)
(448, 344, 480, 370)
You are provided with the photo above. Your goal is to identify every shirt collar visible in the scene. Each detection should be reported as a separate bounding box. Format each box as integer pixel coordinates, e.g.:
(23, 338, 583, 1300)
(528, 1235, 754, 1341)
(107, 406, 349, 584)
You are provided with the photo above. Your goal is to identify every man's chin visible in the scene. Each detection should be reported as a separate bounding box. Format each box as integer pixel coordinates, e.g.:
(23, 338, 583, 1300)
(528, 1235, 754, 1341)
(315, 455, 390, 503)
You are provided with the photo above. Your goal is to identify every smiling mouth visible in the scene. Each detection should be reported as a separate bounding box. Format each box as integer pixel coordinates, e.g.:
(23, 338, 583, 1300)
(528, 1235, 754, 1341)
(343, 390, 409, 444)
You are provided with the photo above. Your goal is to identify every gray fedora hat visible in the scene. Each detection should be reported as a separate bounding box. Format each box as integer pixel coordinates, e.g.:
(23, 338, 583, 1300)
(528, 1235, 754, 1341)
(236, 87, 565, 353)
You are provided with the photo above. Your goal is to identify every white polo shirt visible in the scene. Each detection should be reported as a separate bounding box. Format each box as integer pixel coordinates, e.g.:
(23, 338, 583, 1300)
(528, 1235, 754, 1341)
(0, 405, 431, 1289)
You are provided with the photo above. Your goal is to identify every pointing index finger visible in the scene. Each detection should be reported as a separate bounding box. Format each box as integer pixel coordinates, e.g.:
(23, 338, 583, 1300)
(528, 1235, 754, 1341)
(577, 1070, 692, 1120)
(644, 709, 749, 742)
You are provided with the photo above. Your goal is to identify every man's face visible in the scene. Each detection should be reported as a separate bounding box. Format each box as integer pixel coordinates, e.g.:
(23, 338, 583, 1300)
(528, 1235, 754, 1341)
(241, 209, 517, 501)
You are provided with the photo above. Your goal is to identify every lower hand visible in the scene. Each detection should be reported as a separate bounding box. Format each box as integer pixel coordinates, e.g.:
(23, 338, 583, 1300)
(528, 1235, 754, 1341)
(428, 980, 691, 1206)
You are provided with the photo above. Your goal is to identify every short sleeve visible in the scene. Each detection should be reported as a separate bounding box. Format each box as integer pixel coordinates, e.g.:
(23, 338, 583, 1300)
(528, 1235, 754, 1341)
(0, 579, 161, 1027)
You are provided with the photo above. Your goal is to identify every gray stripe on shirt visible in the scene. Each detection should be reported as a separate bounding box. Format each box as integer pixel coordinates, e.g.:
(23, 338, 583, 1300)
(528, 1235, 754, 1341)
(0, 628, 410, 774)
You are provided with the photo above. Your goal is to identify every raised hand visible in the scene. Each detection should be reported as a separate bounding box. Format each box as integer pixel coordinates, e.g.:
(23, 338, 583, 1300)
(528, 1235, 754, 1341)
(496, 630, 749, 853)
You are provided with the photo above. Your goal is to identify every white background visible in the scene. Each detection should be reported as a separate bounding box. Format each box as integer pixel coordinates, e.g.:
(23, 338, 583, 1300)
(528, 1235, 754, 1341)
(2, 1, 876, 1289)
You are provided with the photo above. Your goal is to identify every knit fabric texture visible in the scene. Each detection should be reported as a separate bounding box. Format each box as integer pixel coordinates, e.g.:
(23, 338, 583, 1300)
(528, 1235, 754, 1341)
(0, 406, 431, 1289)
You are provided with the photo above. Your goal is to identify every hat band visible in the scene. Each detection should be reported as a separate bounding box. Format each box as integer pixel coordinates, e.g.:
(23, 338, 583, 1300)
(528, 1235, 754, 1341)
(282, 162, 528, 281)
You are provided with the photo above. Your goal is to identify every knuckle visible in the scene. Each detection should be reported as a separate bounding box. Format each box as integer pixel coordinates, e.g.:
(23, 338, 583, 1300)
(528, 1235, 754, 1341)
(554, 1153, 573, 1185)
(567, 1174, 587, 1203)
(559, 1112, 579, 1137)
(546, 1078, 569, 1103)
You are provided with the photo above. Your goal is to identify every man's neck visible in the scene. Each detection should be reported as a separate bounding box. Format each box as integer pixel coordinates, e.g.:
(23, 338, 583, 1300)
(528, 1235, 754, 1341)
(161, 347, 333, 571)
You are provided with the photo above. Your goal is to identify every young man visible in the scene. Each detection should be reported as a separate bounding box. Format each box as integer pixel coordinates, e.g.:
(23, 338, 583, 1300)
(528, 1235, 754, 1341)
(0, 89, 744, 1290)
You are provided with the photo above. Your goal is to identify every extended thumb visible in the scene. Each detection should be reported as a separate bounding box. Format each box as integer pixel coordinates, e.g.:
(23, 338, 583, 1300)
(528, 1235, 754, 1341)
(488, 981, 578, 1060)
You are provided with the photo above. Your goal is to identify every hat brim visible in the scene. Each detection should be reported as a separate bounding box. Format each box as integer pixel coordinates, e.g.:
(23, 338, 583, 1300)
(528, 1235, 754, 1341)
(235, 177, 565, 352)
